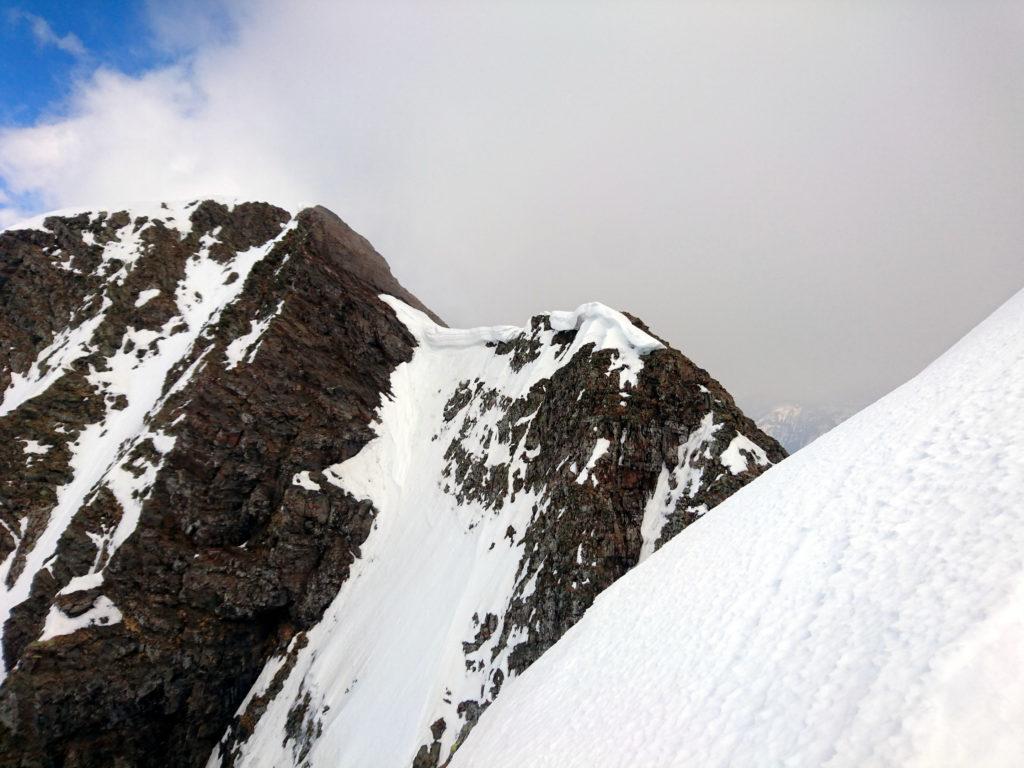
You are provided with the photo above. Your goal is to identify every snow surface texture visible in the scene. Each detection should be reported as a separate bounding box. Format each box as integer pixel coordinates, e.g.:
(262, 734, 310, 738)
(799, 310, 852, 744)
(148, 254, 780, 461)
(211, 297, 678, 768)
(0, 201, 296, 680)
(453, 289, 1024, 768)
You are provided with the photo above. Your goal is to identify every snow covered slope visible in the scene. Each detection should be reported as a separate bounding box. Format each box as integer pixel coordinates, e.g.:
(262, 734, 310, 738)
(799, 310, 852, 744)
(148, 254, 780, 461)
(452, 289, 1024, 768)
(210, 296, 783, 768)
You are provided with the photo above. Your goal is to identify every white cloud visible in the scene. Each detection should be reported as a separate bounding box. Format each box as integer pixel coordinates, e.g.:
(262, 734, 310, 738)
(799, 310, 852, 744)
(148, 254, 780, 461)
(1, 0, 1023, 411)
(0, 186, 22, 228)
(143, 0, 237, 54)
(16, 11, 87, 57)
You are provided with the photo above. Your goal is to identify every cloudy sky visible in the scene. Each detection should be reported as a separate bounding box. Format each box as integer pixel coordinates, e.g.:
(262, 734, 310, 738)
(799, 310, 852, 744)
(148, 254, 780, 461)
(2, 1, 1022, 414)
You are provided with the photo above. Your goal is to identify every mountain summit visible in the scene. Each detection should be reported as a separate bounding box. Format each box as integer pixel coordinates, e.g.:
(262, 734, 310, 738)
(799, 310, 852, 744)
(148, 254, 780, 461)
(0, 200, 782, 767)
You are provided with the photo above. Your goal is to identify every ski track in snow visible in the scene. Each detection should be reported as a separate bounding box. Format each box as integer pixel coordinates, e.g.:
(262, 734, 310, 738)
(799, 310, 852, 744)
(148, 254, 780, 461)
(0, 203, 295, 677)
(452, 288, 1024, 768)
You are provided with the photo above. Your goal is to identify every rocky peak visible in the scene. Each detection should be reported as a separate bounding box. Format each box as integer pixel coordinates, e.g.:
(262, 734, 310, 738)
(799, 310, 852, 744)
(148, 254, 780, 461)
(298, 205, 443, 325)
(0, 200, 784, 767)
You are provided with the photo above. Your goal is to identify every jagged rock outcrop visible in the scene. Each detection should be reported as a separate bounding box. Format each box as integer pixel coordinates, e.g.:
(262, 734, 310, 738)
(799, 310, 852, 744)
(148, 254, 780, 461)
(0, 200, 784, 767)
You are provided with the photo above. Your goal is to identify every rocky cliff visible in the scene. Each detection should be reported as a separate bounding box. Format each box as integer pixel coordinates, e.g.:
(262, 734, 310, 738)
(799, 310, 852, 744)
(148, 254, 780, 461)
(0, 200, 784, 767)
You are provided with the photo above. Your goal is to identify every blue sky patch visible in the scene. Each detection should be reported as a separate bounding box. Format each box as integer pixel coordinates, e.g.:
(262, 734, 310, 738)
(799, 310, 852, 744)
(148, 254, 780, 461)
(0, 1, 231, 126)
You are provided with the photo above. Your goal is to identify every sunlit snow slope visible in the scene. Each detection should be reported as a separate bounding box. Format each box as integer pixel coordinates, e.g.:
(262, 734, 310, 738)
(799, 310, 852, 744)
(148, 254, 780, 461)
(453, 289, 1024, 768)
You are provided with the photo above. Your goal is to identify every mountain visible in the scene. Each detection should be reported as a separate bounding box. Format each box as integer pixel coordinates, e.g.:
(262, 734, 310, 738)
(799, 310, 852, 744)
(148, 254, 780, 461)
(756, 403, 852, 452)
(0, 200, 783, 767)
(450, 289, 1024, 767)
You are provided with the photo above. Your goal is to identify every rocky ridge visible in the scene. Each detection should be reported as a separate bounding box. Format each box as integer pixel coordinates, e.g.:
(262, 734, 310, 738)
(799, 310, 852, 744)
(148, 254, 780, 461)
(0, 200, 784, 767)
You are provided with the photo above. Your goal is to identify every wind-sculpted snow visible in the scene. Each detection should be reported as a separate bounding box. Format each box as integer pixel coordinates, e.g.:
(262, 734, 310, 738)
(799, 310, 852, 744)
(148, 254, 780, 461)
(452, 289, 1024, 768)
(213, 296, 782, 768)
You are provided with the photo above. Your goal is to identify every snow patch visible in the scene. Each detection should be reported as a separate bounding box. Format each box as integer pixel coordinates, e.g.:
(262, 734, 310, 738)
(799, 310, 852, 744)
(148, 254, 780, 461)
(224, 300, 284, 370)
(576, 438, 610, 485)
(0, 300, 110, 416)
(134, 288, 161, 308)
(639, 413, 721, 561)
(293, 471, 321, 492)
(383, 296, 663, 393)
(39, 596, 123, 641)
(22, 439, 51, 456)
(720, 433, 770, 474)
(547, 302, 662, 388)
(58, 571, 105, 595)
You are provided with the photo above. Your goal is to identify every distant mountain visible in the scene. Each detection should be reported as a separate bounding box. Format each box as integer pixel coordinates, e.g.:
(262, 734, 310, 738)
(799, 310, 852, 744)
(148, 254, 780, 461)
(756, 403, 852, 452)
(0, 200, 782, 767)
(451, 288, 1024, 768)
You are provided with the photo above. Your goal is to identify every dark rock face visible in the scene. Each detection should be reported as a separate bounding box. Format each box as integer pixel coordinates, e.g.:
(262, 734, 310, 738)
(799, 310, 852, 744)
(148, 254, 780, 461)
(0, 201, 784, 768)
(0, 201, 427, 766)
